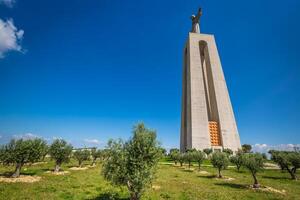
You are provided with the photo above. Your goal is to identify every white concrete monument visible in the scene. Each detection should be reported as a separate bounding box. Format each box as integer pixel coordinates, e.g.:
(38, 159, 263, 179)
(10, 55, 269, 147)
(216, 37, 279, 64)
(180, 8, 241, 152)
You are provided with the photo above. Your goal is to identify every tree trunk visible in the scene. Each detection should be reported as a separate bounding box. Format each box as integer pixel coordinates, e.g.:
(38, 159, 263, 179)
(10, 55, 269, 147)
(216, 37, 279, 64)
(127, 181, 140, 200)
(91, 159, 96, 166)
(252, 172, 260, 188)
(79, 161, 82, 168)
(237, 165, 240, 172)
(130, 192, 140, 200)
(180, 162, 183, 167)
(175, 161, 177, 165)
(188, 161, 191, 168)
(198, 162, 201, 170)
(218, 168, 222, 178)
(12, 163, 22, 178)
(54, 163, 60, 172)
(287, 168, 297, 180)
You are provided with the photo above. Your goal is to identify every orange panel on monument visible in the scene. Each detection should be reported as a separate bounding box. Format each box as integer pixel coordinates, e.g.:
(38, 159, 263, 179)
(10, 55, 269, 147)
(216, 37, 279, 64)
(209, 121, 221, 146)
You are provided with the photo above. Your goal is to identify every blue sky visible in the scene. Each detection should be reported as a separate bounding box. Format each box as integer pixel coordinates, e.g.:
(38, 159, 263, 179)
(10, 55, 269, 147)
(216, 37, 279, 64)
(0, 0, 300, 150)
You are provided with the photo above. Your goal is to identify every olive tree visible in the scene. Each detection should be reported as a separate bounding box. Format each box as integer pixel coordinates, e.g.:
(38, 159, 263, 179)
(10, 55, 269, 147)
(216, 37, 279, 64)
(203, 148, 213, 156)
(242, 144, 252, 153)
(73, 149, 90, 168)
(102, 123, 161, 200)
(184, 151, 195, 168)
(0, 138, 47, 178)
(270, 151, 300, 180)
(178, 153, 185, 167)
(169, 148, 180, 165)
(194, 150, 205, 170)
(91, 148, 102, 166)
(230, 153, 243, 172)
(223, 148, 233, 155)
(211, 152, 229, 178)
(241, 153, 264, 188)
(49, 139, 73, 172)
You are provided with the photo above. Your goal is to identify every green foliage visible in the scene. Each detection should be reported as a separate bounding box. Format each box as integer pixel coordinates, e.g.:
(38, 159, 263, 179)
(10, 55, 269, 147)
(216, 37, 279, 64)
(242, 144, 252, 153)
(41, 145, 49, 161)
(102, 123, 161, 200)
(49, 139, 73, 172)
(230, 154, 243, 171)
(241, 153, 264, 188)
(211, 152, 229, 178)
(159, 147, 167, 156)
(223, 148, 233, 155)
(193, 150, 205, 170)
(169, 148, 180, 165)
(91, 148, 102, 165)
(203, 148, 213, 156)
(73, 149, 90, 167)
(183, 151, 194, 168)
(270, 150, 300, 180)
(178, 153, 185, 167)
(0, 138, 47, 177)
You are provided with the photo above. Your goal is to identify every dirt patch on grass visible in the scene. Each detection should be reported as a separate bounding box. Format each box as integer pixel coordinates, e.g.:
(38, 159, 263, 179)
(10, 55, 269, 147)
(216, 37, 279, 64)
(45, 171, 70, 175)
(248, 185, 286, 195)
(69, 167, 88, 171)
(197, 170, 210, 175)
(184, 168, 195, 172)
(0, 175, 41, 183)
(152, 185, 161, 190)
(215, 176, 235, 181)
(264, 162, 280, 170)
(31, 161, 47, 166)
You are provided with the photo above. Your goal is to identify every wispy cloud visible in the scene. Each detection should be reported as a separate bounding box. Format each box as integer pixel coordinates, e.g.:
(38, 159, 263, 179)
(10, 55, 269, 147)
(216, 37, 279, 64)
(0, 18, 24, 58)
(252, 143, 300, 154)
(0, 0, 15, 7)
(13, 133, 39, 140)
(84, 139, 101, 145)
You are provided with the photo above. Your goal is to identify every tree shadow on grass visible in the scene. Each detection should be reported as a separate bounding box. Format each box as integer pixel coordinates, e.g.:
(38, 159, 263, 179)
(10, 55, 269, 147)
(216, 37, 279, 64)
(198, 175, 216, 179)
(215, 182, 246, 189)
(87, 193, 129, 200)
(0, 172, 13, 177)
(21, 171, 37, 176)
(262, 175, 291, 180)
(181, 169, 194, 173)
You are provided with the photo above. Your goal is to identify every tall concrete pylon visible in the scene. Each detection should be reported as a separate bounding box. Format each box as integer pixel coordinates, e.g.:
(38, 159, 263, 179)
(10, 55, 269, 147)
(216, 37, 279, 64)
(180, 8, 241, 152)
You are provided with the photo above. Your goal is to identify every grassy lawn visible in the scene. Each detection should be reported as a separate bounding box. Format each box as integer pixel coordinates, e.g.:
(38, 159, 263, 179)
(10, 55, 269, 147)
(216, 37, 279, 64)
(0, 160, 299, 200)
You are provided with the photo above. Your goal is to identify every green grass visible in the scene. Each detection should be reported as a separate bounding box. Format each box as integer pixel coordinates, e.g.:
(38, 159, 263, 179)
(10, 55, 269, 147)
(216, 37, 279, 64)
(0, 160, 299, 200)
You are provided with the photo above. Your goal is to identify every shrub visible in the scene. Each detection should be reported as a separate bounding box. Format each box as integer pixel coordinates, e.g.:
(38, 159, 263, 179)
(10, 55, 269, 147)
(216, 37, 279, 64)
(241, 153, 264, 188)
(211, 152, 229, 178)
(102, 123, 161, 200)
(73, 149, 90, 167)
(49, 139, 73, 172)
(0, 138, 47, 177)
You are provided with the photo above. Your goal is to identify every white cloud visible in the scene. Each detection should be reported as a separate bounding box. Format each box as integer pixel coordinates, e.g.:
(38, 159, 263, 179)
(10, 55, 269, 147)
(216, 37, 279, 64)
(84, 139, 101, 145)
(252, 143, 300, 154)
(13, 133, 39, 140)
(0, 0, 15, 7)
(0, 18, 24, 58)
